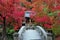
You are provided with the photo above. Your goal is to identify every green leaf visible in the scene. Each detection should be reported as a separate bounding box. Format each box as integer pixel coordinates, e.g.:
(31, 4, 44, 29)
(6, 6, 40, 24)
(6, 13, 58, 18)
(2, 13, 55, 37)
(52, 26, 60, 36)
(48, 12, 53, 16)
(43, 7, 48, 12)
(6, 28, 10, 33)
(7, 29, 15, 34)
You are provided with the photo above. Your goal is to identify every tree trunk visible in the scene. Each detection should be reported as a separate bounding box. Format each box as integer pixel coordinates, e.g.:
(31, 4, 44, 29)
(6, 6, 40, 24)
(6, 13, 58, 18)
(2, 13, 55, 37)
(2, 17, 7, 40)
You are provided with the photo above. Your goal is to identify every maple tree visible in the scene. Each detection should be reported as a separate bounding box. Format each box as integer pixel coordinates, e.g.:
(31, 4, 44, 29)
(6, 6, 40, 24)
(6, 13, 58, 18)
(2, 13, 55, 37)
(0, 0, 60, 37)
(0, 0, 26, 40)
(0, 0, 26, 30)
(20, 0, 60, 35)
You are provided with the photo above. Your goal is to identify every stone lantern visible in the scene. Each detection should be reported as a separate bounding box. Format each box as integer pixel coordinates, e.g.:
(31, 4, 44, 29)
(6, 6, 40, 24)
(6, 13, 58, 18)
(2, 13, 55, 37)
(18, 11, 48, 40)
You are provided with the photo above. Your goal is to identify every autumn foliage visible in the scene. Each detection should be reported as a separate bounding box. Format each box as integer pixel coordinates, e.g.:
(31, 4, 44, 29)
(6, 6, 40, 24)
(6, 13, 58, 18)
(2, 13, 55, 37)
(0, 0, 60, 35)
(20, 0, 60, 36)
(0, 0, 26, 31)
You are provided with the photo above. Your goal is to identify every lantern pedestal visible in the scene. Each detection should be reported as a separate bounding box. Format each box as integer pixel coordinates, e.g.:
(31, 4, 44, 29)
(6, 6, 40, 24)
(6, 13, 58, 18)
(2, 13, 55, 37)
(47, 29, 55, 40)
